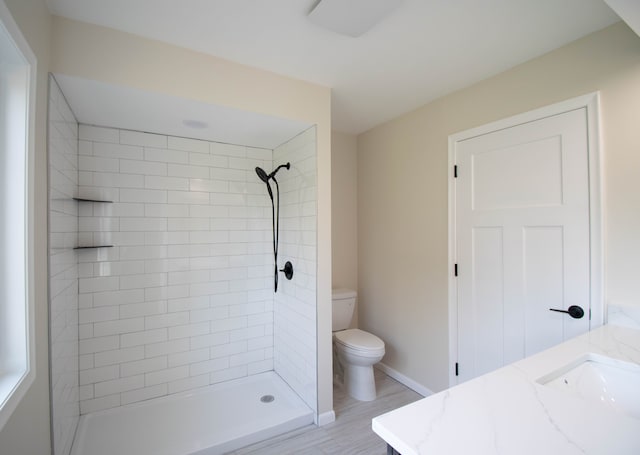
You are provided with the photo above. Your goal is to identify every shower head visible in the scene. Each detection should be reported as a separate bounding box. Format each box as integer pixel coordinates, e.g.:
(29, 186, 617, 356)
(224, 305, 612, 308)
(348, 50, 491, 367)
(255, 166, 274, 200)
(255, 166, 270, 183)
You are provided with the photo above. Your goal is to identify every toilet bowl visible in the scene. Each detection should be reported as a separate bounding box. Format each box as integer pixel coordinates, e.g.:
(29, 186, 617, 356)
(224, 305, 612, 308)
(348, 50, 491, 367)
(332, 289, 385, 401)
(334, 328, 385, 401)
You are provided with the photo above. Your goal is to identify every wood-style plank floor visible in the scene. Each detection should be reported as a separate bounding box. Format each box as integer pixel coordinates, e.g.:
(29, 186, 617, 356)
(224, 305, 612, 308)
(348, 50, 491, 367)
(231, 369, 423, 454)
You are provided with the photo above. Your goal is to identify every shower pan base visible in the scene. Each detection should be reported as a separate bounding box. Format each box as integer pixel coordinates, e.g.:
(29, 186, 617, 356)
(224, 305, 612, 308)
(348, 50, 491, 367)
(70, 371, 314, 455)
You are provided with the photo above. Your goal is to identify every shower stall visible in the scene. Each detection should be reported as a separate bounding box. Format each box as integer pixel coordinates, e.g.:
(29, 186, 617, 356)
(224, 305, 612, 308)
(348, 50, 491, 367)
(48, 74, 319, 455)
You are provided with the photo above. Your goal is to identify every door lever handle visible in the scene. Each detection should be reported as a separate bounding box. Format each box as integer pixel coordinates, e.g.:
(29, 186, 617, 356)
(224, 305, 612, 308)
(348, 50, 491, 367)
(549, 305, 584, 319)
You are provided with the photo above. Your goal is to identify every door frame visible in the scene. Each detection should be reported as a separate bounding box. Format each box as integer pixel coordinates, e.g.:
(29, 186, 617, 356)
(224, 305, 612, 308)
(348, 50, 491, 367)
(447, 93, 603, 387)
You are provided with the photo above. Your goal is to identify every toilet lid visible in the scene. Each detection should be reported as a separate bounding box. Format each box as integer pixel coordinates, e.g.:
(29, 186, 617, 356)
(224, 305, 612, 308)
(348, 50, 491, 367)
(334, 329, 384, 351)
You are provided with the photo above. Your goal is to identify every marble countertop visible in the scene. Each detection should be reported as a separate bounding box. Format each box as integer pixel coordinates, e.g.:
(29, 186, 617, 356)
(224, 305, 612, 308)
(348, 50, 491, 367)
(372, 324, 640, 455)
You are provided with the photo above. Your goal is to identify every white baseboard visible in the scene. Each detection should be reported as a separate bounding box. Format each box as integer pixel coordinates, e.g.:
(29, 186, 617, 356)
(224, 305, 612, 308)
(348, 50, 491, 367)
(316, 410, 335, 426)
(375, 363, 433, 397)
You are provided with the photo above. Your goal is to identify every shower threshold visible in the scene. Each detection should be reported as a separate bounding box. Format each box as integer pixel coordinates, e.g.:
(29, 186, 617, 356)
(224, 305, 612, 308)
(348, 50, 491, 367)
(70, 371, 314, 455)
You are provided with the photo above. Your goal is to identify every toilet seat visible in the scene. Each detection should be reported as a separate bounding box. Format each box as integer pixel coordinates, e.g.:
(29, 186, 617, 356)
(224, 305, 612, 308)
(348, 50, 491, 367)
(334, 329, 385, 357)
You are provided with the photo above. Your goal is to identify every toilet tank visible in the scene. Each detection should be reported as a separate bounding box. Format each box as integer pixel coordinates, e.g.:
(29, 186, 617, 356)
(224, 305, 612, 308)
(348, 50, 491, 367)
(332, 289, 357, 331)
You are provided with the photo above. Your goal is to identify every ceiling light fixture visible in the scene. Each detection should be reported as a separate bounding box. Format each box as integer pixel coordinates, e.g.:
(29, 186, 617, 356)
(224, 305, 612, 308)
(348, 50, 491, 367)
(308, 0, 403, 37)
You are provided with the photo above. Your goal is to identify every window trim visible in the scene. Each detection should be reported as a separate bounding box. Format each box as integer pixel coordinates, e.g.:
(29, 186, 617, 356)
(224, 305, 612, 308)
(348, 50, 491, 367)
(0, 0, 37, 432)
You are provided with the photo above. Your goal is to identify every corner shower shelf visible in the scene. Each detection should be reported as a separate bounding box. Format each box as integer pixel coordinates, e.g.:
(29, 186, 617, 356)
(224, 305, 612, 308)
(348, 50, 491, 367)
(73, 197, 113, 203)
(73, 197, 114, 249)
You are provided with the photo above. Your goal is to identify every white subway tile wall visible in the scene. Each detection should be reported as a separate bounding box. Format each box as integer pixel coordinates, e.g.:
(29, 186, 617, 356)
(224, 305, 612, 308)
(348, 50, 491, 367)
(48, 76, 80, 455)
(76, 125, 277, 413)
(272, 127, 318, 411)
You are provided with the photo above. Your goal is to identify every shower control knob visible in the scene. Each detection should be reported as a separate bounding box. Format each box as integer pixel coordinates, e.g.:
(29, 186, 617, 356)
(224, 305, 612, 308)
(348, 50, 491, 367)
(279, 261, 294, 280)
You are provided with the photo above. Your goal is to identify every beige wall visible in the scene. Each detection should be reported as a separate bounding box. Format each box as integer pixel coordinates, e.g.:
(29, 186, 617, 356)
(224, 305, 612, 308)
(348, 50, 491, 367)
(0, 0, 51, 454)
(49, 16, 334, 420)
(331, 132, 358, 326)
(358, 22, 640, 392)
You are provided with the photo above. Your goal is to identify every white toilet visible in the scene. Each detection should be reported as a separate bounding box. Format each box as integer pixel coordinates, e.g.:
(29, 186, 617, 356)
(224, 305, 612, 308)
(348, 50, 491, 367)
(332, 289, 385, 401)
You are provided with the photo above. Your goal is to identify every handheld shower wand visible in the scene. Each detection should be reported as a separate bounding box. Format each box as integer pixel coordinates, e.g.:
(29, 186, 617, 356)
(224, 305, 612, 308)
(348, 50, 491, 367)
(255, 166, 273, 201)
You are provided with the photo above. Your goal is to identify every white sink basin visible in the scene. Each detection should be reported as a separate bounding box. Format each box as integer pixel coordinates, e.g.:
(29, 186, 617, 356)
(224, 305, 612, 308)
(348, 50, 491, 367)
(537, 353, 640, 419)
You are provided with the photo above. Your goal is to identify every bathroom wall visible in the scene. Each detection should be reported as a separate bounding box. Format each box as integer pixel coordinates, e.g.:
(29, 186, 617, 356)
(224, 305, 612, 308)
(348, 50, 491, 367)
(76, 124, 275, 413)
(358, 22, 640, 393)
(272, 127, 317, 411)
(331, 132, 358, 327)
(48, 75, 79, 455)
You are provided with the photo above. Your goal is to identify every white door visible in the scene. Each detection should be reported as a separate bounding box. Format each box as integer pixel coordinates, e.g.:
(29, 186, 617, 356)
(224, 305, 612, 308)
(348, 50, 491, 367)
(455, 108, 591, 384)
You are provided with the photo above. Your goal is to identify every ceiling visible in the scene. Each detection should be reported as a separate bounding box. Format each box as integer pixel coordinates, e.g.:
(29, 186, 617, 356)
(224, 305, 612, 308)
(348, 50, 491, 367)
(46, 0, 621, 136)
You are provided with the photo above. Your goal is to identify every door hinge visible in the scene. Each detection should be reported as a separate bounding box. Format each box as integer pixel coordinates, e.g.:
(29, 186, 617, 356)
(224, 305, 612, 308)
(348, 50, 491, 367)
(589, 308, 592, 320)
(454, 263, 458, 277)
(454, 165, 458, 178)
(455, 362, 459, 376)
